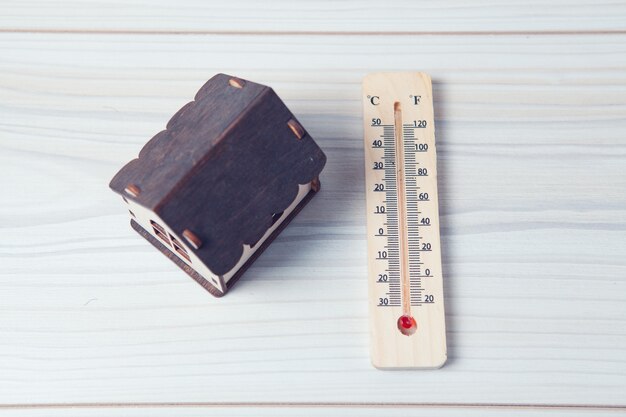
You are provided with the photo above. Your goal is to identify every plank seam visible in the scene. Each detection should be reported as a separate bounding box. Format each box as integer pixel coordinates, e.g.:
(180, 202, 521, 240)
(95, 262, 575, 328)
(1, 29, 626, 36)
(0, 402, 625, 410)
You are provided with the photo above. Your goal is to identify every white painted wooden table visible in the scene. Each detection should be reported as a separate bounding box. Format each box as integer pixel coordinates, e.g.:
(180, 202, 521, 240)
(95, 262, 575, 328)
(1, 2, 625, 416)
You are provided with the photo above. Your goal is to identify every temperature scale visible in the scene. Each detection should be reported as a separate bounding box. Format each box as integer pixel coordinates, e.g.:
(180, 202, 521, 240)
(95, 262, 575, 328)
(362, 72, 446, 369)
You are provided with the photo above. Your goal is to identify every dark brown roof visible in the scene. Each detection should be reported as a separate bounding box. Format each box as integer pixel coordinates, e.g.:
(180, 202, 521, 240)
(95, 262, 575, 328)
(110, 73, 326, 275)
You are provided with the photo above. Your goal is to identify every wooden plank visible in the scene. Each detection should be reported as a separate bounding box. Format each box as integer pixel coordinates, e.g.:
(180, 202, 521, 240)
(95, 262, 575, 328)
(0, 33, 625, 406)
(1, 0, 626, 33)
(1, 404, 625, 417)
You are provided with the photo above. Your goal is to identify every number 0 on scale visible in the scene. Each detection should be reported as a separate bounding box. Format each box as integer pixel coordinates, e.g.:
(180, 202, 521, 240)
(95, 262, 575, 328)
(362, 73, 446, 369)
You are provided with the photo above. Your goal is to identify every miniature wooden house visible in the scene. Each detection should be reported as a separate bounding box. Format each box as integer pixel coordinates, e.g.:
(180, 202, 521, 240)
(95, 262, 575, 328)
(110, 74, 326, 297)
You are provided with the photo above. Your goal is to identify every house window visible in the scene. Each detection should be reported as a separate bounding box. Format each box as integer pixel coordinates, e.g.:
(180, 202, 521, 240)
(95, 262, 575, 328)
(170, 234, 191, 263)
(150, 220, 171, 246)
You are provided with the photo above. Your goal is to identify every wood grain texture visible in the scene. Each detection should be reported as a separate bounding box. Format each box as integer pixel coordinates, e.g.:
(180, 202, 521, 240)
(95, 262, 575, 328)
(1, 0, 626, 33)
(0, 27, 625, 415)
(1, 404, 625, 417)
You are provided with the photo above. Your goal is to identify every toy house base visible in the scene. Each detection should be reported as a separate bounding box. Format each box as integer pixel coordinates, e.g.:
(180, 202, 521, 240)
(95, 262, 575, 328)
(130, 184, 320, 297)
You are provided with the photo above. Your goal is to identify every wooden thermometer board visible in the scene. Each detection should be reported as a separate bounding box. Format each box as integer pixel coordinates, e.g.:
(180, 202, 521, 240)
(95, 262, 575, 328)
(362, 72, 447, 369)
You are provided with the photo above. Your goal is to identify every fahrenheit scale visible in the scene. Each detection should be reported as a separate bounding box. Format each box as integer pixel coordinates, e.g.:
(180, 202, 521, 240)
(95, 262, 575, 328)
(362, 72, 446, 369)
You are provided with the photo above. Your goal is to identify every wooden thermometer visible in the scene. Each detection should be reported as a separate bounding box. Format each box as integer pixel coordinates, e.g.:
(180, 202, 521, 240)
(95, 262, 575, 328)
(362, 72, 446, 369)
